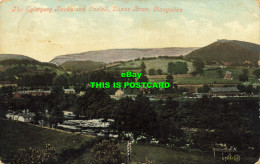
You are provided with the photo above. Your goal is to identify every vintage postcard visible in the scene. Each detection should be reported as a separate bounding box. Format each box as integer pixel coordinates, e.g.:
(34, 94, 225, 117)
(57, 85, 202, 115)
(0, 0, 259, 163)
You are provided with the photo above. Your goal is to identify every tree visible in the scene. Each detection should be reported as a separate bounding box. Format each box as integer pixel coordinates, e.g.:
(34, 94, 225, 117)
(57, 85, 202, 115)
(167, 62, 175, 74)
(112, 95, 157, 141)
(192, 59, 205, 74)
(138, 75, 148, 83)
(141, 69, 146, 75)
(253, 69, 260, 78)
(197, 84, 211, 93)
(165, 75, 174, 90)
(0, 86, 13, 118)
(112, 97, 136, 139)
(216, 69, 223, 78)
(239, 74, 248, 82)
(155, 97, 183, 144)
(190, 71, 198, 77)
(168, 62, 188, 75)
(47, 86, 65, 128)
(54, 74, 69, 88)
(140, 61, 146, 69)
(237, 84, 257, 94)
(88, 140, 124, 164)
(242, 69, 249, 76)
(75, 88, 113, 119)
(133, 94, 157, 140)
(175, 62, 188, 74)
(148, 68, 156, 75)
(157, 69, 163, 75)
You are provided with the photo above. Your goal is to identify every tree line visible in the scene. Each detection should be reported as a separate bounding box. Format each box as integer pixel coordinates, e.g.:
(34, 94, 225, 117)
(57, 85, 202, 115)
(0, 86, 259, 155)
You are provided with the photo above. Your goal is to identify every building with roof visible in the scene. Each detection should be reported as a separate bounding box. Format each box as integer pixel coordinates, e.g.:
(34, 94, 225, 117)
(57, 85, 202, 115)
(115, 89, 124, 97)
(63, 89, 75, 94)
(6, 112, 35, 123)
(14, 90, 51, 97)
(224, 71, 233, 80)
(208, 87, 240, 96)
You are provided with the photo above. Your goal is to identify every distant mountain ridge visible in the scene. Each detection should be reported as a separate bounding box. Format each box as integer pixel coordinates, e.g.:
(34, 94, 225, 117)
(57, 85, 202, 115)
(185, 40, 260, 63)
(50, 47, 198, 65)
(0, 54, 36, 61)
(61, 60, 106, 72)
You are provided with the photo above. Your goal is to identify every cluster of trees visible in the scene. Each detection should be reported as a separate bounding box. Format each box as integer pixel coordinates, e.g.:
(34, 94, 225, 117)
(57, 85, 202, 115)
(0, 59, 57, 68)
(197, 84, 211, 93)
(168, 61, 188, 74)
(0, 62, 61, 87)
(112, 95, 158, 141)
(191, 59, 205, 76)
(75, 88, 113, 119)
(18, 72, 57, 87)
(181, 96, 259, 152)
(237, 84, 260, 94)
(111, 94, 259, 151)
(148, 68, 163, 75)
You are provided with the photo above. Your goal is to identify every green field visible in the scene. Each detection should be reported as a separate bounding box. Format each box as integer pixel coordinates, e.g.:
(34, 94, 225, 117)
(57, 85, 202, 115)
(148, 67, 259, 84)
(119, 143, 223, 164)
(71, 142, 226, 164)
(105, 58, 260, 85)
(107, 58, 194, 74)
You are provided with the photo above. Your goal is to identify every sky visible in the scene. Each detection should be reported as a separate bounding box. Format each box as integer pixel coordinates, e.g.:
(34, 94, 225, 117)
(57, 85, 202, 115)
(0, 0, 259, 62)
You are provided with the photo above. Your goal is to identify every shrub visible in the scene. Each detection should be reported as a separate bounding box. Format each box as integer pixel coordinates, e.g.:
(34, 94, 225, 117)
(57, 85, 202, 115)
(11, 144, 58, 164)
(88, 140, 125, 164)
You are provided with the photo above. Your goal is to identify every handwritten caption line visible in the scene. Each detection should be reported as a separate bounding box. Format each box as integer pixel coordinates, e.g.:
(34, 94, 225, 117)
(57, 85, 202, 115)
(11, 6, 183, 14)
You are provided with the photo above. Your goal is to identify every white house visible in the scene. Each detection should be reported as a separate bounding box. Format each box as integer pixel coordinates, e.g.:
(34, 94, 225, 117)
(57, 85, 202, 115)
(6, 112, 35, 123)
(63, 111, 76, 119)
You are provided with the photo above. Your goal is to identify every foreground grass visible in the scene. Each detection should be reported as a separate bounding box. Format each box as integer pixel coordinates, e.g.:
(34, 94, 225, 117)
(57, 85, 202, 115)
(0, 119, 95, 162)
(119, 143, 222, 164)
(119, 143, 258, 164)
(1, 119, 258, 163)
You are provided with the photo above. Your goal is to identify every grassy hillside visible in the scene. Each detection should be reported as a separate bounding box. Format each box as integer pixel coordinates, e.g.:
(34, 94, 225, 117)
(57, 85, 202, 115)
(0, 119, 95, 163)
(107, 58, 194, 74)
(0, 59, 64, 75)
(0, 54, 35, 61)
(230, 40, 260, 54)
(61, 60, 106, 73)
(185, 41, 258, 63)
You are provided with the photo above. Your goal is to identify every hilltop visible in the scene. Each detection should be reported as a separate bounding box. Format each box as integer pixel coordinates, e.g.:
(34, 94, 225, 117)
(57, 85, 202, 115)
(185, 40, 259, 63)
(229, 40, 260, 54)
(0, 59, 65, 84)
(50, 47, 198, 65)
(0, 54, 35, 61)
